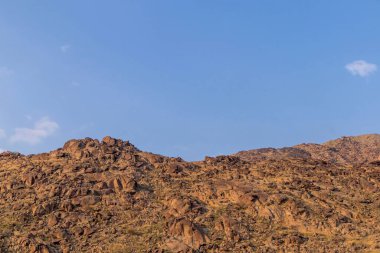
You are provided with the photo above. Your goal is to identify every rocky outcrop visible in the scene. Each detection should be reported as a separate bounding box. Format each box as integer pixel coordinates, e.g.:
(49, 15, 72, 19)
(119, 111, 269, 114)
(165, 218, 210, 252)
(0, 135, 379, 252)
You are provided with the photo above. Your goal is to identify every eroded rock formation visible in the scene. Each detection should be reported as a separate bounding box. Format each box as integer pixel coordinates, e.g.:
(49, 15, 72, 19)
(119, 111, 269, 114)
(0, 135, 379, 252)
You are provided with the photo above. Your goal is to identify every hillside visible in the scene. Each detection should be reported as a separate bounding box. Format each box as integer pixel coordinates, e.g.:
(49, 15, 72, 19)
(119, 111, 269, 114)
(235, 134, 380, 165)
(0, 136, 379, 252)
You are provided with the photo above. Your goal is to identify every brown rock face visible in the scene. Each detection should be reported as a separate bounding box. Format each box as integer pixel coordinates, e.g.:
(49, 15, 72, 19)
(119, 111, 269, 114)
(166, 218, 210, 251)
(0, 135, 379, 252)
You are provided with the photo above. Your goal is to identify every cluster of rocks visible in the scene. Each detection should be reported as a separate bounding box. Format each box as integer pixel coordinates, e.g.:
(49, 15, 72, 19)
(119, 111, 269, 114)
(0, 135, 379, 252)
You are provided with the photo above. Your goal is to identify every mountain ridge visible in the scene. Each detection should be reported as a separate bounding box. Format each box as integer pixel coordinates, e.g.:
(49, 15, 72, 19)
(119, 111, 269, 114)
(0, 135, 379, 252)
(235, 134, 380, 165)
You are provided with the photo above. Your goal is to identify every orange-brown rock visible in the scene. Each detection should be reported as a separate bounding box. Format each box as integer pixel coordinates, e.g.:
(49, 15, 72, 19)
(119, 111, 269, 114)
(166, 218, 210, 251)
(0, 135, 379, 252)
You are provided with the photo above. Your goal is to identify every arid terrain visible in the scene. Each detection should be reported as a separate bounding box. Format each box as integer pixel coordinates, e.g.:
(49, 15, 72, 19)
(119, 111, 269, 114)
(0, 134, 379, 252)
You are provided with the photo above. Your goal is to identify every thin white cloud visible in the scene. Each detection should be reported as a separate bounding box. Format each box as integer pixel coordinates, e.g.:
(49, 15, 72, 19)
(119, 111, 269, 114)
(0, 67, 13, 78)
(10, 117, 59, 145)
(0, 149, 5, 153)
(346, 60, 377, 77)
(60, 44, 71, 53)
(0, 129, 6, 139)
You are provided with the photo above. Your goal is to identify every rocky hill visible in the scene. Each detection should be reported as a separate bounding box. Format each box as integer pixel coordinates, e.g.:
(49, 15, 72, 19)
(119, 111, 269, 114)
(0, 136, 379, 252)
(235, 134, 380, 165)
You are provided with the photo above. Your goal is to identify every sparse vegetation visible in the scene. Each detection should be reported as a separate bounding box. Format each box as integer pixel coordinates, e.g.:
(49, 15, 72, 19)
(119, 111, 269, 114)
(0, 135, 379, 252)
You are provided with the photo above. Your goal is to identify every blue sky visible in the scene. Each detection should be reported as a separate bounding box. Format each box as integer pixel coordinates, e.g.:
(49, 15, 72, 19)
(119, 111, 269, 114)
(0, 1, 379, 160)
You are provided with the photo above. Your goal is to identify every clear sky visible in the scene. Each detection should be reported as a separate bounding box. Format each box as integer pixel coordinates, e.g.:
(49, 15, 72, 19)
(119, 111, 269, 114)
(0, 1, 379, 160)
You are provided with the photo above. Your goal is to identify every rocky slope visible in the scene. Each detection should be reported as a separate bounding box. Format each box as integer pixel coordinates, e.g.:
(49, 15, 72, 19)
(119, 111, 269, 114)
(235, 134, 380, 165)
(0, 136, 379, 252)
